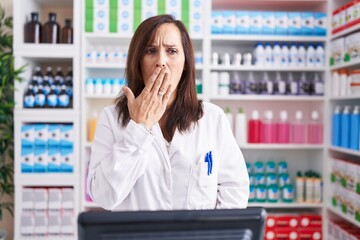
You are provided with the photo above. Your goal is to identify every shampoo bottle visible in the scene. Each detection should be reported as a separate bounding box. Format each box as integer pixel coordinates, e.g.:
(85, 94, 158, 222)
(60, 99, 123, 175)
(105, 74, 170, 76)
(248, 110, 262, 143)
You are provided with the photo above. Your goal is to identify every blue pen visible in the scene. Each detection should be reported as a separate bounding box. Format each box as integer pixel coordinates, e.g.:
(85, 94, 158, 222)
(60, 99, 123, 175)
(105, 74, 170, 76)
(205, 152, 210, 175)
(209, 151, 213, 174)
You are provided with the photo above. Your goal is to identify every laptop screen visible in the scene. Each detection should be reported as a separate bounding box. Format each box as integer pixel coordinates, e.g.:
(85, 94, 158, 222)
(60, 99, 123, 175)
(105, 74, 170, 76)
(78, 207, 266, 240)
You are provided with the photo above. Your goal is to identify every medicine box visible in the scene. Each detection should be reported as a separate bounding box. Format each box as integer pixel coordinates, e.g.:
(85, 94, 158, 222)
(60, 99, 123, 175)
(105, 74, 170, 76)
(62, 188, 74, 210)
(34, 211, 47, 236)
(21, 124, 34, 148)
(34, 124, 47, 148)
(301, 12, 314, 36)
(249, 11, 262, 34)
(60, 125, 74, 148)
(275, 12, 288, 35)
(288, 12, 302, 35)
(22, 188, 34, 211)
(314, 12, 327, 36)
(211, 11, 223, 34)
(20, 212, 34, 236)
(48, 211, 61, 236)
(48, 188, 62, 211)
(236, 11, 249, 34)
(33, 188, 48, 211)
(61, 147, 74, 173)
(223, 11, 236, 34)
(48, 124, 60, 148)
(262, 12, 275, 35)
(48, 147, 61, 172)
(34, 147, 47, 173)
(21, 147, 34, 173)
(61, 211, 74, 235)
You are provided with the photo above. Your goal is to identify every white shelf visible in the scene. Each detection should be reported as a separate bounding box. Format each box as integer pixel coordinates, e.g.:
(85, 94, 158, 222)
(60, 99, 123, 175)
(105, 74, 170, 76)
(240, 144, 324, 149)
(14, 44, 76, 59)
(210, 65, 326, 72)
(84, 142, 92, 148)
(14, 109, 78, 122)
(85, 95, 119, 100)
(328, 205, 360, 228)
(329, 95, 360, 101)
(331, 23, 360, 40)
(328, 146, 360, 157)
(211, 35, 327, 42)
(248, 202, 323, 209)
(330, 59, 360, 70)
(84, 62, 126, 69)
(211, 95, 325, 101)
(15, 174, 76, 186)
(84, 32, 203, 41)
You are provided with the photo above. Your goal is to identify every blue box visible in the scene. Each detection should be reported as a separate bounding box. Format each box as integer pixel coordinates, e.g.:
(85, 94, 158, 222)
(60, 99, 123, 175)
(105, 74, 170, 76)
(60, 125, 74, 148)
(249, 11, 262, 34)
(61, 147, 74, 173)
(34, 124, 48, 148)
(21, 124, 34, 148)
(236, 11, 249, 34)
(301, 12, 314, 36)
(34, 147, 47, 173)
(48, 147, 61, 172)
(314, 12, 327, 36)
(262, 12, 275, 35)
(211, 11, 223, 34)
(21, 146, 34, 173)
(275, 12, 288, 35)
(48, 124, 61, 148)
(288, 12, 302, 35)
(223, 11, 236, 34)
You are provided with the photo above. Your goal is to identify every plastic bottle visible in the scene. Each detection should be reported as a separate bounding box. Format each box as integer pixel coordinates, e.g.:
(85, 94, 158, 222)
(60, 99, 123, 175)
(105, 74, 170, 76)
(313, 73, 324, 96)
(313, 173, 322, 203)
(230, 72, 244, 94)
(219, 72, 230, 96)
(58, 85, 70, 108)
(277, 110, 290, 143)
(44, 66, 54, 86)
(54, 67, 64, 94)
(308, 110, 323, 144)
(332, 70, 340, 96)
(274, 72, 286, 95)
(296, 171, 304, 203)
(61, 19, 73, 44)
(280, 43, 289, 66)
(32, 66, 44, 87)
(264, 43, 273, 66)
(24, 85, 35, 108)
(254, 42, 265, 66)
(42, 12, 60, 44)
(341, 106, 351, 148)
(340, 69, 348, 96)
(288, 72, 299, 95)
(350, 106, 360, 150)
(306, 44, 316, 68)
(299, 72, 310, 95)
(46, 85, 58, 108)
(34, 85, 46, 108)
(65, 67, 73, 97)
(246, 71, 258, 94)
(315, 43, 325, 67)
(24, 12, 42, 43)
(262, 72, 274, 95)
(262, 110, 276, 143)
(297, 43, 306, 67)
(88, 112, 98, 142)
(292, 110, 306, 144)
(305, 171, 314, 203)
(332, 106, 342, 147)
(235, 107, 247, 146)
(248, 110, 262, 143)
(273, 42, 282, 66)
(289, 44, 298, 67)
(224, 107, 234, 132)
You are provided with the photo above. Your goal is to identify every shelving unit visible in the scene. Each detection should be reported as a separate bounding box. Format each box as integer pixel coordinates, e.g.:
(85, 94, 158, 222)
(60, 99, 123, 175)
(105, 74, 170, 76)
(325, 0, 360, 236)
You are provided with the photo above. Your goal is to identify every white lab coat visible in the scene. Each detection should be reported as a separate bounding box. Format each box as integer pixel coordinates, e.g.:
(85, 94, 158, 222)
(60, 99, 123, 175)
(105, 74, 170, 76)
(88, 102, 249, 211)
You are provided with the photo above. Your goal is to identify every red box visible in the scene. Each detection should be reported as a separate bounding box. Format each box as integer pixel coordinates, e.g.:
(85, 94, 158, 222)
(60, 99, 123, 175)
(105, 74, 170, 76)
(276, 228, 299, 240)
(299, 228, 322, 240)
(264, 229, 276, 240)
(266, 215, 277, 229)
(299, 215, 322, 228)
(276, 215, 299, 228)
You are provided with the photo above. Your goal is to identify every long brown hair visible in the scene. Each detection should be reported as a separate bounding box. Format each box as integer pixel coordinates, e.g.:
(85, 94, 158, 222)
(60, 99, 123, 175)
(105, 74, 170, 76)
(114, 14, 203, 139)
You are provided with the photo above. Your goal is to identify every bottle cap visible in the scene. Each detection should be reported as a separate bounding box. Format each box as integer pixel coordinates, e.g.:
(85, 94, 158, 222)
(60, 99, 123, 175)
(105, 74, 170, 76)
(280, 111, 288, 121)
(238, 107, 244, 114)
(252, 110, 259, 120)
(295, 111, 303, 120)
(225, 107, 231, 113)
(334, 106, 341, 113)
(265, 110, 273, 120)
(311, 110, 319, 120)
(35, 66, 41, 72)
(343, 105, 351, 114)
(353, 106, 360, 114)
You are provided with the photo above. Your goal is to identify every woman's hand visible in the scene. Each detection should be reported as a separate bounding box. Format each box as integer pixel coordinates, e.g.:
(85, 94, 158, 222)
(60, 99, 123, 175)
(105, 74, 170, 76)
(122, 66, 172, 129)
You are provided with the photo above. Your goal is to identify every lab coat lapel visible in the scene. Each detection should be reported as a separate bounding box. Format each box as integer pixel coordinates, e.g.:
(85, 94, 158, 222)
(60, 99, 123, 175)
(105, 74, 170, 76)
(152, 123, 171, 168)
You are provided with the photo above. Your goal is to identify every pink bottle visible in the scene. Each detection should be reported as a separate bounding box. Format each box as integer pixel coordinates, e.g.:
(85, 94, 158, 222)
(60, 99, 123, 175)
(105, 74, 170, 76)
(248, 110, 262, 143)
(262, 110, 277, 143)
(308, 110, 323, 144)
(277, 110, 290, 144)
(292, 110, 307, 144)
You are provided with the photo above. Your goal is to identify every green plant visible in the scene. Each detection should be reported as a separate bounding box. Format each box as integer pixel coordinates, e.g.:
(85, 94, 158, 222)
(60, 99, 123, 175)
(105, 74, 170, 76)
(0, 4, 24, 220)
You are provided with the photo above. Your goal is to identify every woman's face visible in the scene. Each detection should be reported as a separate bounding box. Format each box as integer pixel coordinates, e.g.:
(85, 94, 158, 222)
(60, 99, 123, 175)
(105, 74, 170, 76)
(141, 23, 185, 103)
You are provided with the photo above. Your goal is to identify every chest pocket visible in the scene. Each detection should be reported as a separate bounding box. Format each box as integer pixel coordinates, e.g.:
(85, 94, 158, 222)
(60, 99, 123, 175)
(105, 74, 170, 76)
(186, 151, 218, 209)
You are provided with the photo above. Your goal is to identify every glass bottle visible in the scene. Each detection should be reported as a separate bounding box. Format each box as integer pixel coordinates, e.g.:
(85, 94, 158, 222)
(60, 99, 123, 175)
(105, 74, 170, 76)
(42, 12, 60, 43)
(24, 12, 42, 43)
(61, 19, 73, 44)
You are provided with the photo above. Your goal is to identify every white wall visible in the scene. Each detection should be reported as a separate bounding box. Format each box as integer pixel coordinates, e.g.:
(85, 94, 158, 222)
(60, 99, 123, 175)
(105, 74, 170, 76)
(0, 1, 14, 239)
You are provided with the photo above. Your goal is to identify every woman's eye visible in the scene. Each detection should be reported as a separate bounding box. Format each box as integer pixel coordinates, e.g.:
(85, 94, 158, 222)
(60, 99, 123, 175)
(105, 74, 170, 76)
(168, 48, 178, 54)
(145, 48, 156, 54)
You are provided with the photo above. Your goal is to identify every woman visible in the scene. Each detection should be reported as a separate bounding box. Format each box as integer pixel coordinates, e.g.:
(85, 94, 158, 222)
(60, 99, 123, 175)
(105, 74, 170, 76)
(88, 14, 249, 211)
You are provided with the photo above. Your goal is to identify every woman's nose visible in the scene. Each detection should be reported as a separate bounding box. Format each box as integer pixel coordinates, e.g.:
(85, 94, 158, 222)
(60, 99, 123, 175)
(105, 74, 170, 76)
(155, 51, 166, 67)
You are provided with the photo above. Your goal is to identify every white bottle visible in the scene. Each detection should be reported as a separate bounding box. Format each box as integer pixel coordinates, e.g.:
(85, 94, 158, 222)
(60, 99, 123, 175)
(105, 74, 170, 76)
(281, 44, 289, 67)
(264, 43, 273, 66)
(263, 72, 274, 95)
(340, 69, 348, 96)
(224, 107, 234, 132)
(273, 43, 282, 67)
(313, 73, 324, 95)
(275, 72, 286, 95)
(288, 72, 299, 95)
(219, 71, 230, 96)
(254, 42, 265, 66)
(315, 43, 325, 67)
(289, 44, 298, 67)
(332, 71, 340, 97)
(298, 44, 306, 67)
(306, 44, 316, 68)
(211, 71, 220, 96)
(235, 107, 247, 146)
